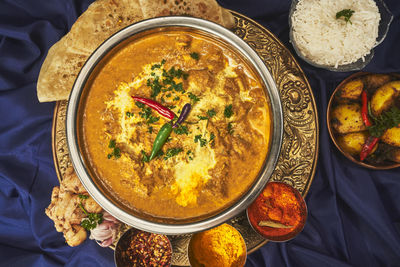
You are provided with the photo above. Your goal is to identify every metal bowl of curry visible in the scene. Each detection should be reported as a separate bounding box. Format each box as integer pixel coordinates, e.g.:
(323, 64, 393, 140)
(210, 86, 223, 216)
(66, 16, 283, 235)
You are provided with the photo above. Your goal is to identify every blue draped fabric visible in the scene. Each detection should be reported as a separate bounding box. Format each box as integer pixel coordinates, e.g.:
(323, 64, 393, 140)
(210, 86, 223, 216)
(0, 0, 399, 266)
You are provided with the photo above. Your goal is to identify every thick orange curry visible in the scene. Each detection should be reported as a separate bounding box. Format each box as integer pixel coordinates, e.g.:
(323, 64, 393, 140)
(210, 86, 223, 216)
(81, 30, 272, 221)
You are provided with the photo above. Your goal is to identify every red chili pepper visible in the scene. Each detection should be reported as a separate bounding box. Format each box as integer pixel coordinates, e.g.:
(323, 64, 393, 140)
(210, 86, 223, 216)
(132, 96, 175, 120)
(360, 136, 379, 161)
(361, 90, 372, 127)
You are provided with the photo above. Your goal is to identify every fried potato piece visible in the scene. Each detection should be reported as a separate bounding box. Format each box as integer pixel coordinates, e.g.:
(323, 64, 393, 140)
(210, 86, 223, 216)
(337, 79, 363, 101)
(330, 104, 366, 134)
(388, 149, 400, 163)
(364, 74, 392, 90)
(370, 81, 400, 116)
(336, 131, 368, 155)
(381, 126, 400, 147)
(62, 166, 86, 194)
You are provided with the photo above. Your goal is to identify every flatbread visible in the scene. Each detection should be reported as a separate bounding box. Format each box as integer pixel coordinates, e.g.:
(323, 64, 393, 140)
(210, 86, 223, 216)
(37, 0, 143, 102)
(37, 0, 235, 102)
(138, 0, 224, 24)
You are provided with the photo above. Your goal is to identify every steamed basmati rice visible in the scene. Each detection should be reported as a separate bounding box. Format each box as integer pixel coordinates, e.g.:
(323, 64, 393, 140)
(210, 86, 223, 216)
(291, 0, 380, 68)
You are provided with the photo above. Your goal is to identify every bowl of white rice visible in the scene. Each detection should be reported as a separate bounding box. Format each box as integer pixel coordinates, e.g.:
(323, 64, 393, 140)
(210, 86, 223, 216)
(289, 0, 393, 71)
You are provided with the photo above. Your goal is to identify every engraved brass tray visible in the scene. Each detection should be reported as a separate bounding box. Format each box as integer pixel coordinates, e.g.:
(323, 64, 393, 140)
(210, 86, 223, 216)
(52, 11, 318, 266)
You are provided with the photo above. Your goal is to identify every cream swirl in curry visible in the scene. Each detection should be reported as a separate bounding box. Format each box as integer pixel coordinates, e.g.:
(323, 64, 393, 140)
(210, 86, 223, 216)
(82, 30, 272, 221)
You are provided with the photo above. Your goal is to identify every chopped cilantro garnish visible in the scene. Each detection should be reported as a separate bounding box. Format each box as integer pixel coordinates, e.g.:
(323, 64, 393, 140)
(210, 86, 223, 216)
(167, 105, 176, 110)
(224, 104, 233, 118)
(194, 134, 208, 147)
(141, 150, 150, 162)
(188, 92, 200, 104)
(210, 132, 215, 143)
(228, 122, 234, 135)
(78, 201, 103, 231)
(197, 115, 209, 120)
(164, 147, 183, 160)
(173, 125, 189, 135)
(107, 140, 121, 159)
(190, 52, 200, 60)
(135, 101, 145, 109)
(78, 194, 89, 200)
(108, 139, 116, 149)
(207, 109, 216, 118)
(166, 93, 172, 98)
(186, 150, 194, 161)
(147, 126, 153, 134)
(147, 116, 160, 124)
(173, 96, 180, 101)
(113, 147, 121, 159)
(336, 9, 355, 24)
(126, 111, 134, 118)
(197, 109, 216, 121)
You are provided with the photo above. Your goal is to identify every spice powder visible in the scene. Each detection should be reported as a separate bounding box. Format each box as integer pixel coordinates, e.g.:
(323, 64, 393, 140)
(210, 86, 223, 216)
(189, 223, 246, 267)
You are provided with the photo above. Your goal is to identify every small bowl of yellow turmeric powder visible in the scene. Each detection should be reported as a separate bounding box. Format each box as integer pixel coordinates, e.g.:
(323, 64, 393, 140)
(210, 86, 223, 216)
(188, 223, 247, 267)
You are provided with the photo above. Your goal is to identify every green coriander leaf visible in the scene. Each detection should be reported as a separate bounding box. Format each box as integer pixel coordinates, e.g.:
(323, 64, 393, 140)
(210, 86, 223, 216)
(188, 92, 200, 104)
(210, 132, 215, 141)
(108, 139, 116, 148)
(135, 101, 145, 109)
(164, 147, 183, 160)
(173, 125, 189, 135)
(336, 9, 355, 24)
(224, 104, 233, 118)
(78, 194, 89, 200)
(228, 122, 234, 135)
(173, 96, 180, 101)
(197, 115, 209, 120)
(207, 109, 216, 118)
(186, 150, 194, 161)
(141, 150, 150, 162)
(190, 52, 199, 60)
(194, 134, 208, 147)
(147, 116, 160, 124)
(113, 147, 121, 159)
(78, 203, 103, 231)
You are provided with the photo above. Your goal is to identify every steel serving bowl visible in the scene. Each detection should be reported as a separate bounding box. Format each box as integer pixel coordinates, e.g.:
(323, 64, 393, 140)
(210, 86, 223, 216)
(289, 0, 393, 72)
(66, 16, 283, 235)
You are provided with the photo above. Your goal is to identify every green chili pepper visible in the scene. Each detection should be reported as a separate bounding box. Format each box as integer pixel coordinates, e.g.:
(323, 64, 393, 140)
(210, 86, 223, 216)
(149, 122, 173, 161)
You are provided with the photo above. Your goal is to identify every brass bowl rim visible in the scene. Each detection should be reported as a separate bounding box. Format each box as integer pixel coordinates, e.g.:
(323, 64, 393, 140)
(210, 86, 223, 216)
(326, 71, 400, 170)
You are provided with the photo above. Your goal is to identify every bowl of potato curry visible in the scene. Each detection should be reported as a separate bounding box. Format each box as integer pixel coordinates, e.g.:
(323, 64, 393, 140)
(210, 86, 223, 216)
(66, 17, 283, 234)
(328, 72, 400, 169)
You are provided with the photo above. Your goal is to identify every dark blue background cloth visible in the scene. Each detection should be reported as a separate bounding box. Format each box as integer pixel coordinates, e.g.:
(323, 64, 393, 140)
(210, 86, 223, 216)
(0, 0, 399, 266)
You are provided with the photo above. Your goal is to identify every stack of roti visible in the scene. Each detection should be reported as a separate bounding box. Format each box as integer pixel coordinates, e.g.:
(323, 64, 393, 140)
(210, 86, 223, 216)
(37, 0, 235, 102)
